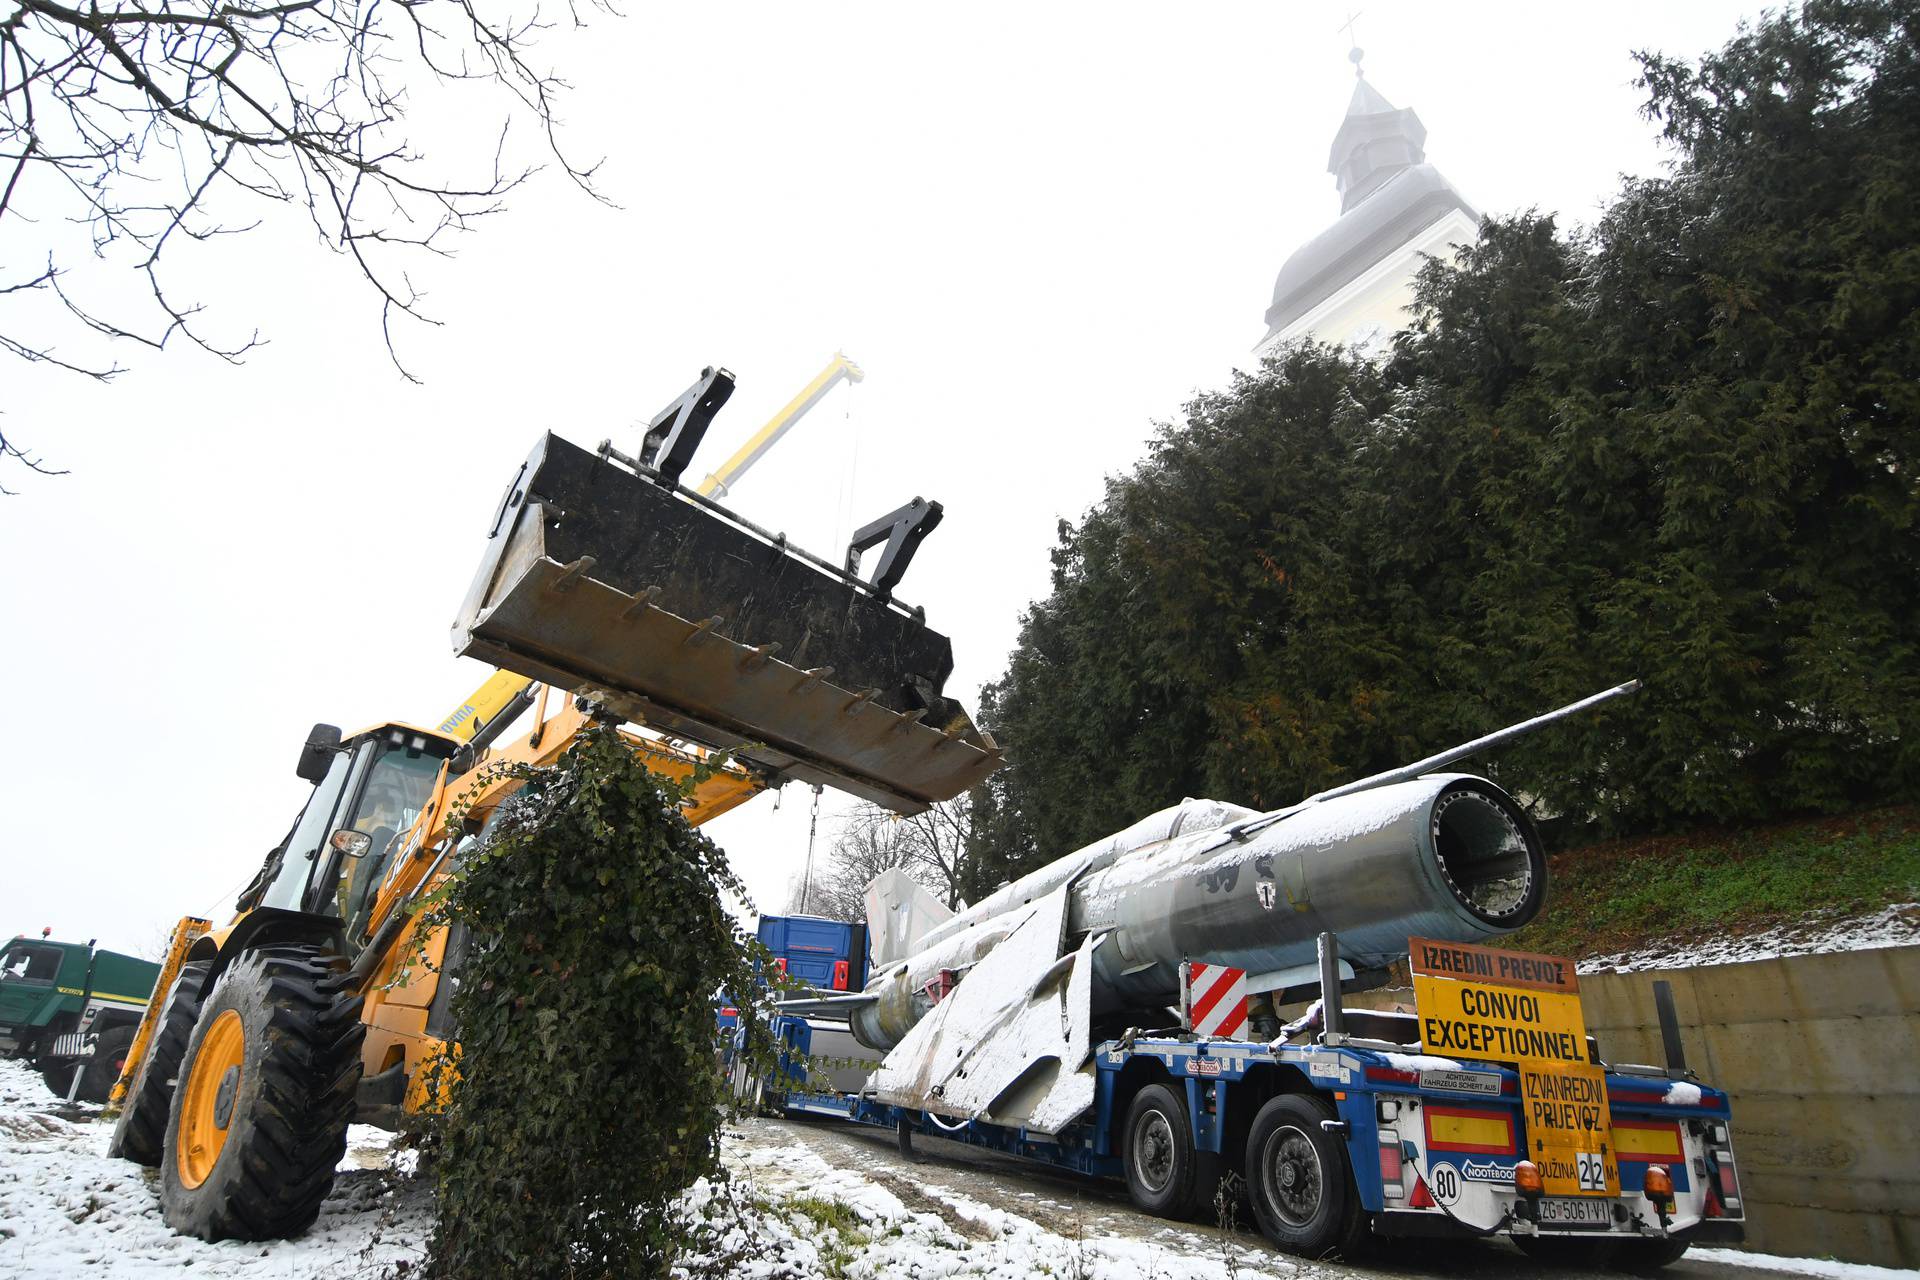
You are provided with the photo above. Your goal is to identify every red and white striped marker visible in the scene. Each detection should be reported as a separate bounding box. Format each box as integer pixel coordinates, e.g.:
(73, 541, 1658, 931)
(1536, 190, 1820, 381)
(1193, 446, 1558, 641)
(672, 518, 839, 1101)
(1182, 962, 1249, 1040)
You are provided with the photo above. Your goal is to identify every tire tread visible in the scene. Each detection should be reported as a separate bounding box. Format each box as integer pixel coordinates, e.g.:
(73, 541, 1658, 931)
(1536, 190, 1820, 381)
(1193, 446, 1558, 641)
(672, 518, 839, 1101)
(160, 946, 365, 1242)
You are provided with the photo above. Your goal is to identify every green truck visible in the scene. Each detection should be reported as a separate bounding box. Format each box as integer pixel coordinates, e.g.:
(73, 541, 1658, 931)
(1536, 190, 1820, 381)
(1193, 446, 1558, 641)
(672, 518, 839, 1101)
(1, 933, 162, 1103)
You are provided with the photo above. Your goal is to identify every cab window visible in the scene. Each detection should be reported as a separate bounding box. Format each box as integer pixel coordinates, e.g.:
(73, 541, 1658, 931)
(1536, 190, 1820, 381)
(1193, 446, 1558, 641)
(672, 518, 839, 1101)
(337, 746, 444, 941)
(260, 748, 359, 912)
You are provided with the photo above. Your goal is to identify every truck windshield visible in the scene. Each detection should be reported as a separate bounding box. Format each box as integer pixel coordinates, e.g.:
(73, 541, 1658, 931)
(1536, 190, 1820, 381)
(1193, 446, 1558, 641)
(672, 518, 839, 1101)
(1, 945, 61, 981)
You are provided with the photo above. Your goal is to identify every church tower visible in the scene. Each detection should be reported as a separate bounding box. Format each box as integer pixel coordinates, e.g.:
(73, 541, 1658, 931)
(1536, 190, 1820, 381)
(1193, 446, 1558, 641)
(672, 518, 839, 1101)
(1256, 49, 1478, 355)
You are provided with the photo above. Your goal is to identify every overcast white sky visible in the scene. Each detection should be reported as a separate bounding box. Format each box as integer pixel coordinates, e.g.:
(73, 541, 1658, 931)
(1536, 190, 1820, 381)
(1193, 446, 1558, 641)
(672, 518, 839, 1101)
(2, 1, 1763, 956)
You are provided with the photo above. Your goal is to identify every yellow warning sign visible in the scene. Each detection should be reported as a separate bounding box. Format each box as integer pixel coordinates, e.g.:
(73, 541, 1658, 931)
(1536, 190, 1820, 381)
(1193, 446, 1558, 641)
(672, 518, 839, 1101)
(1411, 972, 1591, 1064)
(1410, 936, 1619, 1197)
(1518, 1060, 1618, 1195)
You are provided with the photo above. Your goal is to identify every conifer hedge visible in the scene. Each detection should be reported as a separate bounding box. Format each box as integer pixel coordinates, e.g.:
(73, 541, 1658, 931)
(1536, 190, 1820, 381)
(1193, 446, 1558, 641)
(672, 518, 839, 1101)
(968, 0, 1919, 886)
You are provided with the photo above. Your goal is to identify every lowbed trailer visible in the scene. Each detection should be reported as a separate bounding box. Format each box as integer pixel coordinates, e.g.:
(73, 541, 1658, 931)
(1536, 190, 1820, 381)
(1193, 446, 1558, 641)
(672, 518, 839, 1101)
(755, 985, 1746, 1265)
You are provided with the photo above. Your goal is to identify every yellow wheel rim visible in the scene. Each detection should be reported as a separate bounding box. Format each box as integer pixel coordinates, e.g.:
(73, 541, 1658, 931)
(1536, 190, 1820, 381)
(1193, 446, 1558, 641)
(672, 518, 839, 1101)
(176, 1009, 245, 1190)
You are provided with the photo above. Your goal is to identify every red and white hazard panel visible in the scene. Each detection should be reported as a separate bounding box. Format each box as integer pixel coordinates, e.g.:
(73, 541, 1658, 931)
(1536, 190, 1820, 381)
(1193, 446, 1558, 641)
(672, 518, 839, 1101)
(1182, 962, 1249, 1040)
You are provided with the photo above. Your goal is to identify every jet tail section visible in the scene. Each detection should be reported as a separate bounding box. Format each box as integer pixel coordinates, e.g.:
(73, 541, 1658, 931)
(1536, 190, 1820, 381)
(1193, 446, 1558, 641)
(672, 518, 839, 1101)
(864, 869, 955, 969)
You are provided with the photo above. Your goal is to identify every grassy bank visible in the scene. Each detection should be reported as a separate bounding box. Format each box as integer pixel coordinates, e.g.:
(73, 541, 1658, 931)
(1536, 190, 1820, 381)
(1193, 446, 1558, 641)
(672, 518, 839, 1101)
(1508, 805, 1920, 960)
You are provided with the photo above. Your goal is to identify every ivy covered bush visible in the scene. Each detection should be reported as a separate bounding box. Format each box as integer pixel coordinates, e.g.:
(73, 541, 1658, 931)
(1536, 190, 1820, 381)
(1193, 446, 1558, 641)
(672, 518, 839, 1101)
(418, 721, 777, 1278)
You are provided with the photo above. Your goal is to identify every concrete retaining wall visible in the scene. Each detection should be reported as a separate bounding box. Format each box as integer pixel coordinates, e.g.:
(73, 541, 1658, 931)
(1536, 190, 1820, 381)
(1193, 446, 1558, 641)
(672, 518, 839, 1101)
(1580, 946, 1920, 1269)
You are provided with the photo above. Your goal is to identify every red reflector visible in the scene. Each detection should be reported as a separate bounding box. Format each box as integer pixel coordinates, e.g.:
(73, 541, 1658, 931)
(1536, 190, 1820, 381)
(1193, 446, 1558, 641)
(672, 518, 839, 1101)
(1424, 1106, 1516, 1155)
(831, 960, 850, 990)
(1364, 1066, 1418, 1086)
(718, 1007, 737, 1018)
(1704, 1184, 1723, 1217)
(1378, 1142, 1403, 1183)
(1409, 1177, 1435, 1209)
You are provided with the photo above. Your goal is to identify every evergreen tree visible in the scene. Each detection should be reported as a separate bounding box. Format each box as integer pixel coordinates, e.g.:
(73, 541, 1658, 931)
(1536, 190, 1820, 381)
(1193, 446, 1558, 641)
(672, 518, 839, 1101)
(977, 0, 1918, 874)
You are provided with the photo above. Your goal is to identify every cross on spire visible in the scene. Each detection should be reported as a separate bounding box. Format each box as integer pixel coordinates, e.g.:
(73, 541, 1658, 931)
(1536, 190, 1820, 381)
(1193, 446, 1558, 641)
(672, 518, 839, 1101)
(1337, 10, 1366, 76)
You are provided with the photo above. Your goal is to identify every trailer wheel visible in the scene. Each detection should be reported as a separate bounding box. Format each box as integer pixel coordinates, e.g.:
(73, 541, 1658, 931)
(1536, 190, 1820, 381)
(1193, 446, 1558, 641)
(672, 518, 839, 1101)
(1124, 1083, 1213, 1219)
(1612, 1237, 1688, 1273)
(111, 962, 210, 1166)
(159, 946, 365, 1242)
(76, 1025, 139, 1103)
(1244, 1094, 1366, 1257)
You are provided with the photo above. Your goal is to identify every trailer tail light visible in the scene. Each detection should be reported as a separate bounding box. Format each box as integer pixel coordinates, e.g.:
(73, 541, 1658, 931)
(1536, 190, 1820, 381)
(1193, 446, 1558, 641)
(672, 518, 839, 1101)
(1378, 1133, 1404, 1198)
(831, 960, 850, 990)
(1709, 1131, 1743, 1216)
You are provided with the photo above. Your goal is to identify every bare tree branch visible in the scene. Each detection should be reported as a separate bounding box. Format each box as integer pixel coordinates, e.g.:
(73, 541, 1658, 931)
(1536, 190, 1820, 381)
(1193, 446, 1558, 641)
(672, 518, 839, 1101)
(1, 0, 613, 486)
(787, 799, 977, 922)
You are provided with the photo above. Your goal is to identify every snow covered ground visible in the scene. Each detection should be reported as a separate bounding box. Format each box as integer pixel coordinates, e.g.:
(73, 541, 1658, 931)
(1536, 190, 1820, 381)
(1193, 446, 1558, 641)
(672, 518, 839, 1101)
(1578, 902, 1920, 973)
(0, 1055, 428, 1277)
(3, 1058, 1913, 1280)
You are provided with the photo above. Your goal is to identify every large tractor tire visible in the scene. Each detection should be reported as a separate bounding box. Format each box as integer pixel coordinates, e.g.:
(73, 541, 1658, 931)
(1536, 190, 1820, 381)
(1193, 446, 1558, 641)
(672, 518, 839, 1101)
(159, 946, 365, 1242)
(111, 962, 210, 1165)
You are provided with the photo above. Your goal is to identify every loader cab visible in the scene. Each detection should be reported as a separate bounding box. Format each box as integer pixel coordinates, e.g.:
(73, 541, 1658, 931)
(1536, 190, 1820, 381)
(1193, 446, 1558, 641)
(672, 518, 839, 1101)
(254, 723, 456, 950)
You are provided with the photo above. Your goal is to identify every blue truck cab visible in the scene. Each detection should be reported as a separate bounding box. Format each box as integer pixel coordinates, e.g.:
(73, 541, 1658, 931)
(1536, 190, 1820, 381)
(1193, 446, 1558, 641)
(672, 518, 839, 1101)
(755, 915, 867, 993)
(718, 913, 868, 1036)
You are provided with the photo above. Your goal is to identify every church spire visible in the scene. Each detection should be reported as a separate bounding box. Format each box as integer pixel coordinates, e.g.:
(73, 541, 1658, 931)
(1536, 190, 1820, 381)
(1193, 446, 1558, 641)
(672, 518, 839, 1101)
(1327, 49, 1431, 213)
(1256, 35, 1477, 353)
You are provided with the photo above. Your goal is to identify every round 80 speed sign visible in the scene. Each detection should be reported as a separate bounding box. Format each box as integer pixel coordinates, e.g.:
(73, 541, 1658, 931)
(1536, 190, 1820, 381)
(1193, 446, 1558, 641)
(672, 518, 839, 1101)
(1427, 1163, 1463, 1207)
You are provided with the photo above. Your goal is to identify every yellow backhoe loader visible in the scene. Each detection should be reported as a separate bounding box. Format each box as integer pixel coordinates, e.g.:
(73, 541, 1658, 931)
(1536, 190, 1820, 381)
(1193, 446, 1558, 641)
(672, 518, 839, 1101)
(107, 361, 999, 1242)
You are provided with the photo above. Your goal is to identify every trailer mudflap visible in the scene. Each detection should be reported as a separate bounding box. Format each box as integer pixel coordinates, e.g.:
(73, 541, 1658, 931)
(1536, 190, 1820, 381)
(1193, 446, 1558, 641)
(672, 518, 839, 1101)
(454, 433, 999, 813)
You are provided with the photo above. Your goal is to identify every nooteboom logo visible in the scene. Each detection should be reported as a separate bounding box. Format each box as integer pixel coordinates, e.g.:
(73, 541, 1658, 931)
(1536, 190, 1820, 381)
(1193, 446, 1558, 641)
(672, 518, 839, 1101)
(1457, 1159, 1516, 1183)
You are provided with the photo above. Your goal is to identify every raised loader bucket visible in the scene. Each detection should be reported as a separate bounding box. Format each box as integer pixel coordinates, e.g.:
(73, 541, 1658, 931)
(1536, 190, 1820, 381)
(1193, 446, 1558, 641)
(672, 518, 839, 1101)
(453, 432, 1000, 813)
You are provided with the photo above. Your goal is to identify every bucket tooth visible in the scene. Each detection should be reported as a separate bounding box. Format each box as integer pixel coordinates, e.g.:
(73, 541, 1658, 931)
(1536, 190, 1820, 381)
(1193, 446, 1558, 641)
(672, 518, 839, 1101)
(739, 642, 781, 672)
(549, 556, 596, 592)
(453, 432, 1001, 813)
(683, 616, 724, 647)
(620, 585, 662, 619)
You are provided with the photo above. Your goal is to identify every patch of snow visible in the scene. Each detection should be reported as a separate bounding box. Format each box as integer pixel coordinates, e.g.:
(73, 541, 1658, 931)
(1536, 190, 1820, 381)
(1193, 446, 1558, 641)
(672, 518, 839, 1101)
(1664, 1081, 1704, 1106)
(0, 1059, 428, 1277)
(2, 1057, 1903, 1280)
(1580, 902, 1920, 974)
(1692, 1248, 1920, 1280)
(711, 1132, 1287, 1279)
(1380, 1051, 1463, 1071)
(1271, 998, 1323, 1045)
